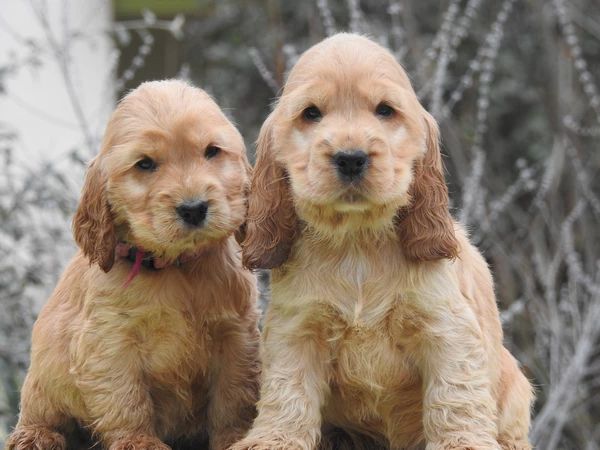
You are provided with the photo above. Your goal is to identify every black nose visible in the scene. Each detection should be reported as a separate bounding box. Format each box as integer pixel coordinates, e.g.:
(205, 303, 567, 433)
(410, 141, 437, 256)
(333, 150, 369, 181)
(176, 201, 208, 227)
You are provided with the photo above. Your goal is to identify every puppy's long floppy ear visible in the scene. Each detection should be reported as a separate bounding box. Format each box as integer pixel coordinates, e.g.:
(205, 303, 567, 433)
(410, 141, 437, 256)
(242, 113, 298, 269)
(72, 157, 116, 272)
(396, 112, 459, 261)
(234, 151, 253, 246)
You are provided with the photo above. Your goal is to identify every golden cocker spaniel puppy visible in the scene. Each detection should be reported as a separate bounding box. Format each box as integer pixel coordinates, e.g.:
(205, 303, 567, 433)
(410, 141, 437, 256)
(233, 34, 533, 450)
(7, 80, 260, 450)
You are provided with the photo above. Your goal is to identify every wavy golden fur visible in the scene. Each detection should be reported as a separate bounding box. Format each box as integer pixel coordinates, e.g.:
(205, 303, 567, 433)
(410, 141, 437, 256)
(234, 34, 533, 450)
(7, 80, 260, 450)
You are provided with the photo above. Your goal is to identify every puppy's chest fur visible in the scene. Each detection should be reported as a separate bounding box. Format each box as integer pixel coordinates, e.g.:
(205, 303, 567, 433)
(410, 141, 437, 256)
(323, 304, 425, 445)
(280, 245, 423, 379)
(275, 245, 426, 440)
(284, 243, 422, 336)
(79, 266, 230, 435)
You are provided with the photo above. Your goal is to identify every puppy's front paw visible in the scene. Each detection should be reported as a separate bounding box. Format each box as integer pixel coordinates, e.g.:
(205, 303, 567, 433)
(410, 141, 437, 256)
(497, 440, 531, 450)
(426, 440, 501, 450)
(228, 436, 304, 450)
(109, 434, 171, 450)
(6, 426, 66, 450)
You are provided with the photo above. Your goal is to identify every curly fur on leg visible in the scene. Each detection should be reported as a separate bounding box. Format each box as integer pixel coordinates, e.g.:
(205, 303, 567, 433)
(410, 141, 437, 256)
(108, 434, 172, 450)
(228, 433, 305, 450)
(497, 440, 531, 450)
(5, 425, 66, 450)
(425, 438, 501, 450)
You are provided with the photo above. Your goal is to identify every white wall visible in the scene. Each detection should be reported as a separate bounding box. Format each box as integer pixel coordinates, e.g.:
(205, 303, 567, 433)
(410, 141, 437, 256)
(0, 0, 115, 168)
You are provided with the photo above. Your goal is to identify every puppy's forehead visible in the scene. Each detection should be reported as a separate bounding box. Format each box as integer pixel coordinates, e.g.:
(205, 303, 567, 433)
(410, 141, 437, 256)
(122, 81, 227, 126)
(284, 34, 412, 94)
(108, 80, 240, 149)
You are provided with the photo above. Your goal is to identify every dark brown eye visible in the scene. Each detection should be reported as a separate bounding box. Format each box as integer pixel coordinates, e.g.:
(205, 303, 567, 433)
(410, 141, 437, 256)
(205, 145, 221, 159)
(135, 157, 157, 171)
(302, 106, 322, 122)
(375, 103, 395, 118)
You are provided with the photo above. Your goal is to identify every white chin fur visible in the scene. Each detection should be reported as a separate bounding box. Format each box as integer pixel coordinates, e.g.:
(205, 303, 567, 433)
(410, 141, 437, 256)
(332, 200, 371, 212)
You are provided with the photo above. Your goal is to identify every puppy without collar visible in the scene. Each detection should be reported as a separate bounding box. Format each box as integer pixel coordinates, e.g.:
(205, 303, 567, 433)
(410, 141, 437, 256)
(233, 34, 533, 450)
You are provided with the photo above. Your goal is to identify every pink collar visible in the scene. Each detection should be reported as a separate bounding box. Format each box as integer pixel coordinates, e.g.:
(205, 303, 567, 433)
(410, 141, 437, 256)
(116, 242, 204, 288)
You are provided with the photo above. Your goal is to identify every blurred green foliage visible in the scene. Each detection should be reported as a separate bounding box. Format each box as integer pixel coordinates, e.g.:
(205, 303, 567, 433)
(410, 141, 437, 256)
(114, 0, 199, 17)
